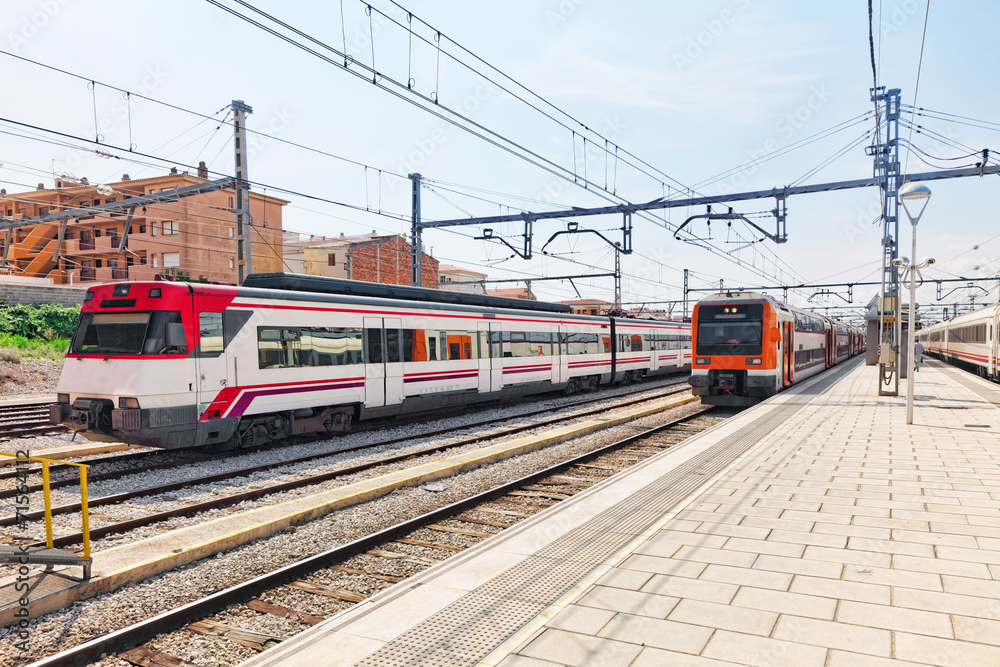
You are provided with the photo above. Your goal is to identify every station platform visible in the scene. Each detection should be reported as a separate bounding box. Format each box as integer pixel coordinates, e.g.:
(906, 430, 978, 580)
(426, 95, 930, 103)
(241, 357, 1000, 667)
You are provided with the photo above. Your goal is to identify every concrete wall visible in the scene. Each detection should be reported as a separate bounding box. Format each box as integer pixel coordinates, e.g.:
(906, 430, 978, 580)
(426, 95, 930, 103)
(0, 283, 87, 307)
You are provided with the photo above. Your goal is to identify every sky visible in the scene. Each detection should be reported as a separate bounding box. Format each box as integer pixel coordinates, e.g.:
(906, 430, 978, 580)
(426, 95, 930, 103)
(3, 0, 1000, 324)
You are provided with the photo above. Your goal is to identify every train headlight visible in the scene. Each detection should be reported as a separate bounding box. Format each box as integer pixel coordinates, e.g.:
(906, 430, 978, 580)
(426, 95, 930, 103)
(696, 357, 711, 365)
(57, 393, 70, 404)
(118, 397, 141, 409)
(746, 358, 762, 365)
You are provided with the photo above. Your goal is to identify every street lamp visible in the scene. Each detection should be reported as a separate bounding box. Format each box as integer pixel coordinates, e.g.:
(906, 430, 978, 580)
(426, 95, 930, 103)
(899, 182, 932, 425)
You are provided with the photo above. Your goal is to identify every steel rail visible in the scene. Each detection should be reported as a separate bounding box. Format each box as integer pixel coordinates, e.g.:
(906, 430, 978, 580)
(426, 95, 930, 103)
(6, 386, 693, 547)
(30, 407, 713, 667)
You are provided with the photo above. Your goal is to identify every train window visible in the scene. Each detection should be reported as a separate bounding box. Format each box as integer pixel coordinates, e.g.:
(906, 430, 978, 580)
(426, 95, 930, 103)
(528, 332, 551, 356)
(301, 327, 362, 366)
(141, 311, 184, 354)
(443, 331, 474, 360)
(365, 327, 383, 364)
(386, 329, 401, 363)
(565, 332, 599, 354)
(199, 312, 224, 356)
(438, 331, 449, 361)
(71, 312, 150, 355)
(489, 331, 502, 358)
(258, 328, 301, 368)
(696, 304, 764, 356)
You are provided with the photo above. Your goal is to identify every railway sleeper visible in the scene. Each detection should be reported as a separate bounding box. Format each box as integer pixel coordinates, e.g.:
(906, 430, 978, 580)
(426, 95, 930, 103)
(245, 599, 325, 626)
(187, 619, 284, 651)
(285, 581, 368, 603)
(120, 645, 197, 667)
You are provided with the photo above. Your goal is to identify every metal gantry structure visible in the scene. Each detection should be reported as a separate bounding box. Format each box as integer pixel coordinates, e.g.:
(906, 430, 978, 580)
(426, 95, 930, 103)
(406, 86, 997, 386)
(869, 88, 903, 396)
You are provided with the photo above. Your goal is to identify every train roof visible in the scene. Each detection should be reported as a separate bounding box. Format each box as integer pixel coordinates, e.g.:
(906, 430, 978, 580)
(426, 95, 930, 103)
(242, 273, 572, 314)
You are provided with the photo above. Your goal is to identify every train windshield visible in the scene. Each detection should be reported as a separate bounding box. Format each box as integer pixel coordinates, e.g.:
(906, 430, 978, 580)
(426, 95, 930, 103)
(696, 304, 764, 355)
(70, 311, 184, 355)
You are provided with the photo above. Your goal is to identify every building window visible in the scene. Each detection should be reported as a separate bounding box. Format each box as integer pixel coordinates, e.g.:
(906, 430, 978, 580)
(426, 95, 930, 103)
(162, 220, 179, 235)
(228, 197, 234, 208)
(228, 227, 234, 238)
(163, 252, 180, 268)
(152, 254, 159, 268)
(150, 222, 157, 237)
(229, 258, 235, 270)
(140, 256, 147, 266)
(328, 253, 337, 266)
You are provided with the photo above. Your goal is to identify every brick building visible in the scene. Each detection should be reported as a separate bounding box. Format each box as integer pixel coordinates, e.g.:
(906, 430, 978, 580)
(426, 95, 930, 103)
(437, 264, 487, 294)
(283, 231, 438, 286)
(560, 298, 613, 315)
(0, 169, 287, 285)
(487, 287, 536, 301)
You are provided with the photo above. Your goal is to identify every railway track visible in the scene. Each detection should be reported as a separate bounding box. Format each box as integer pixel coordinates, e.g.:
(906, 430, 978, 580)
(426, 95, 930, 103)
(1, 383, 695, 551)
(0, 402, 65, 439)
(0, 378, 689, 495)
(31, 407, 721, 667)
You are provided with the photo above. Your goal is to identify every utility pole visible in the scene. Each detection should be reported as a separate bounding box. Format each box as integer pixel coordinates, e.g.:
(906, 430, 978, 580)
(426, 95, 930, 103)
(870, 87, 901, 396)
(410, 173, 422, 286)
(232, 99, 253, 285)
(683, 269, 689, 320)
(613, 247, 621, 311)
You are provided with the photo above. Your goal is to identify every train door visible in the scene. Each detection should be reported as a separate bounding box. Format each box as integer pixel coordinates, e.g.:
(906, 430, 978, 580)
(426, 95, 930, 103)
(477, 322, 500, 394)
(551, 326, 567, 386)
(195, 310, 230, 417)
(782, 321, 793, 386)
(363, 317, 404, 408)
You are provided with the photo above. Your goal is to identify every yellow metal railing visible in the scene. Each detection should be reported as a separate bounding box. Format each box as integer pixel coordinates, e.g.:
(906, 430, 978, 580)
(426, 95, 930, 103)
(0, 452, 90, 558)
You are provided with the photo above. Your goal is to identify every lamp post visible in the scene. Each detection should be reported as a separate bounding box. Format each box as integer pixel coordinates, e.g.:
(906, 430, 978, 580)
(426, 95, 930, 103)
(899, 182, 932, 425)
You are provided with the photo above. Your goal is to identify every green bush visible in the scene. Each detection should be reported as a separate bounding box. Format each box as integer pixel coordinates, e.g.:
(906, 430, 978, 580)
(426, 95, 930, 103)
(0, 302, 80, 340)
(0, 332, 70, 359)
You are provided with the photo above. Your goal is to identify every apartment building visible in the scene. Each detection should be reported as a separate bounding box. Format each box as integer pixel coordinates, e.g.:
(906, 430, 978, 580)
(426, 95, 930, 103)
(0, 168, 287, 285)
(283, 231, 439, 286)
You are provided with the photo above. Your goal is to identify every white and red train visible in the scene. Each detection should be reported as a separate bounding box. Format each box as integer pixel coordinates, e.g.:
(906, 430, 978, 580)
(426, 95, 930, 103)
(687, 292, 865, 406)
(51, 274, 692, 449)
(917, 304, 1000, 379)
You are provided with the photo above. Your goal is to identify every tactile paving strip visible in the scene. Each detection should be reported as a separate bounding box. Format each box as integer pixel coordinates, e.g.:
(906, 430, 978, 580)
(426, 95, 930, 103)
(354, 365, 852, 666)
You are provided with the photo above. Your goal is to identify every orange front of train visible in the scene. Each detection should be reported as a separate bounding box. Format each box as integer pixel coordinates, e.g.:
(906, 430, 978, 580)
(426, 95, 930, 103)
(688, 292, 784, 407)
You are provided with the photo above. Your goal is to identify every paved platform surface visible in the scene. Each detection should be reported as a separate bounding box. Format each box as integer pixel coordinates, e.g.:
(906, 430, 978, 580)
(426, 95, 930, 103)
(240, 357, 1000, 667)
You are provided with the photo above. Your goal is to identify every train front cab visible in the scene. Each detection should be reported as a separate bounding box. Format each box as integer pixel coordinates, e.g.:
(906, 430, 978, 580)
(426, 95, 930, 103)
(688, 299, 784, 407)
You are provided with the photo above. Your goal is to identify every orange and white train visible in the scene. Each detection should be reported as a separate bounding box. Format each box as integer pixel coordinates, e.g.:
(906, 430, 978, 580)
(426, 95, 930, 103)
(688, 292, 865, 406)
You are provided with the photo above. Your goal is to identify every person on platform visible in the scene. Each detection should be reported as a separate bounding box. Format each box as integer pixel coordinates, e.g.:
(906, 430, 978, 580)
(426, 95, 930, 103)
(913, 340, 925, 371)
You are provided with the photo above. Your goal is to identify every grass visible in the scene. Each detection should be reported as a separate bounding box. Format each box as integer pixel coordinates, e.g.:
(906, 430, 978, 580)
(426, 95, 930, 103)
(0, 333, 70, 360)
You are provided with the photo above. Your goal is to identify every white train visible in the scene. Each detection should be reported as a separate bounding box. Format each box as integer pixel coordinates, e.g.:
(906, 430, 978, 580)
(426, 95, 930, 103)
(51, 274, 692, 449)
(917, 304, 1000, 379)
